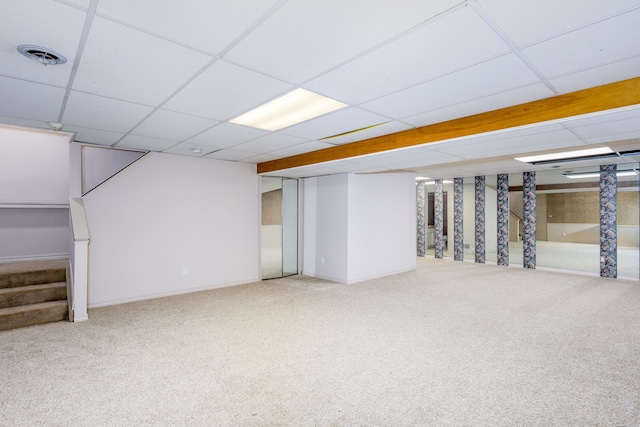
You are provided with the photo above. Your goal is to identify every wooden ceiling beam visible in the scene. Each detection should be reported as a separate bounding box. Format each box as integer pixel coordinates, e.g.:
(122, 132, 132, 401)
(257, 76, 640, 174)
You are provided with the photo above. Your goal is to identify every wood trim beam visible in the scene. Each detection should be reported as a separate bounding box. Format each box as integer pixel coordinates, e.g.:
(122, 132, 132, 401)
(258, 76, 640, 174)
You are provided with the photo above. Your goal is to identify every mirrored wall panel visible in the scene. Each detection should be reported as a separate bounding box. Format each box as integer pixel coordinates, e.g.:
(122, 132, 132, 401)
(261, 176, 298, 279)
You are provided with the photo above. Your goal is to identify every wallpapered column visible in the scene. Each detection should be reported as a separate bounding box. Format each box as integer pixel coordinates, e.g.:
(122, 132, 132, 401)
(600, 164, 617, 278)
(416, 181, 426, 257)
(497, 174, 509, 266)
(434, 179, 444, 259)
(522, 171, 536, 269)
(475, 176, 486, 264)
(454, 177, 464, 261)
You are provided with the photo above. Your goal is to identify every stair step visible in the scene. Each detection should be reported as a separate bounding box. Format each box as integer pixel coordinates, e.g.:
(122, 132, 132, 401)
(0, 260, 67, 289)
(0, 301, 68, 331)
(0, 282, 67, 309)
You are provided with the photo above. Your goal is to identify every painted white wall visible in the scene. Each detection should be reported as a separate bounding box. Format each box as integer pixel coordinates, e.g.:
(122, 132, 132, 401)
(303, 172, 415, 284)
(302, 177, 318, 276)
(303, 174, 349, 282)
(347, 172, 416, 283)
(0, 126, 72, 262)
(83, 152, 259, 307)
(0, 208, 69, 262)
(0, 126, 71, 204)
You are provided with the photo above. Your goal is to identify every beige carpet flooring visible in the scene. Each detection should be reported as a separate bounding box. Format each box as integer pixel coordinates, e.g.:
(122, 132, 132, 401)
(1, 258, 639, 426)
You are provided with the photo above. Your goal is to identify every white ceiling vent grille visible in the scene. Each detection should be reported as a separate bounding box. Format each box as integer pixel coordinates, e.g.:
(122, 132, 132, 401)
(17, 45, 67, 65)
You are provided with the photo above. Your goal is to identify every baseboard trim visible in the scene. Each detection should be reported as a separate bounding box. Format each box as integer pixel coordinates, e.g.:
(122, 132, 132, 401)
(88, 277, 261, 309)
(0, 254, 70, 264)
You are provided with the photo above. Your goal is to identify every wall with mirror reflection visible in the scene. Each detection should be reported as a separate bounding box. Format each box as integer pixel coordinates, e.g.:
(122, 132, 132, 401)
(261, 176, 299, 280)
(420, 162, 639, 280)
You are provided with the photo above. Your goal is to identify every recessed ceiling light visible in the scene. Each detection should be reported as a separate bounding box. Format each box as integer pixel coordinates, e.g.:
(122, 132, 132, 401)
(230, 88, 347, 131)
(190, 148, 202, 154)
(17, 45, 67, 65)
(564, 170, 637, 179)
(515, 147, 613, 163)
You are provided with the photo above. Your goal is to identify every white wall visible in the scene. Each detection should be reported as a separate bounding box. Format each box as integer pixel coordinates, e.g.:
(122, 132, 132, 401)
(0, 208, 70, 262)
(0, 126, 72, 262)
(83, 153, 259, 307)
(302, 174, 349, 282)
(347, 172, 416, 283)
(303, 172, 416, 284)
(0, 126, 71, 204)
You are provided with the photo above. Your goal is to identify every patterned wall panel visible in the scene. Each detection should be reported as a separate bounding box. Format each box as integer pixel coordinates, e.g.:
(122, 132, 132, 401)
(497, 174, 509, 266)
(416, 181, 426, 257)
(475, 176, 486, 264)
(522, 171, 536, 269)
(434, 179, 444, 259)
(454, 177, 464, 261)
(600, 164, 617, 278)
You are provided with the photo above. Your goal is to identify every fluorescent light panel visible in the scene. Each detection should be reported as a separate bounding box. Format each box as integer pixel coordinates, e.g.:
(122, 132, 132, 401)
(230, 88, 347, 131)
(515, 147, 613, 163)
(422, 180, 453, 185)
(564, 170, 638, 179)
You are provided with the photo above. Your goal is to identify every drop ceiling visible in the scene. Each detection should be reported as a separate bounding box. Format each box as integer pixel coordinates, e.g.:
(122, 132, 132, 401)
(1, 0, 640, 181)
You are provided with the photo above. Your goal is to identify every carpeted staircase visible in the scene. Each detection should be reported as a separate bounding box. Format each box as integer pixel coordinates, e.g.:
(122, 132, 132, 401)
(0, 259, 69, 331)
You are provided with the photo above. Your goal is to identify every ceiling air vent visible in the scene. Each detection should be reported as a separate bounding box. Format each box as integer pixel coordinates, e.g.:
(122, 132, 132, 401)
(17, 45, 67, 65)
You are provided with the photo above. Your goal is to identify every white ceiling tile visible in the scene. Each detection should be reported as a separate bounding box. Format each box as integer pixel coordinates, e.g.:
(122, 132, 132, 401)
(184, 122, 268, 148)
(430, 129, 586, 159)
(549, 56, 640, 93)
(362, 54, 541, 120)
(232, 133, 309, 154)
(321, 121, 413, 146)
(455, 159, 534, 174)
(268, 141, 334, 157)
(0, 116, 51, 131)
(64, 126, 125, 146)
(72, 17, 212, 105)
(63, 91, 153, 133)
(224, 0, 462, 83)
(476, 0, 640, 46)
(402, 83, 554, 128)
(565, 115, 640, 143)
(131, 109, 218, 141)
(64, 0, 91, 8)
(96, 0, 281, 54)
(116, 134, 176, 151)
(305, 7, 510, 104)
(205, 149, 259, 162)
(281, 107, 391, 140)
(523, 9, 640, 79)
(564, 107, 640, 128)
(0, 77, 65, 122)
(358, 149, 465, 167)
(163, 60, 293, 120)
(242, 153, 281, 163)
(0, 1, 85, 86)
(161, 142, 217, 157)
